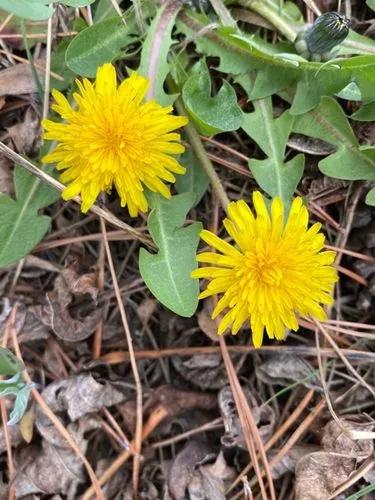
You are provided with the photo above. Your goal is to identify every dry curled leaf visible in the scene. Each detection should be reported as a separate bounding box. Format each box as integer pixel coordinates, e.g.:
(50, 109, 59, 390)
(295, 451, 356, 500)
(6, 107, 40, 155)
(197, 302, 220, 342)
(14, 418, 98, 499)
(270, 445, 319, 479)
(256, 353, 322, 391)
(218, 385, 275, 449)
(322, 417, 374, 459)
(187, 452, 235, 500)
(167, 439, 214, 499)
(172, 353, 245, 390)
(0, 423, 23, 453)
(35, 262, 102, 342)
(36, 374, 127, 446)
(62, 260, 98, 302)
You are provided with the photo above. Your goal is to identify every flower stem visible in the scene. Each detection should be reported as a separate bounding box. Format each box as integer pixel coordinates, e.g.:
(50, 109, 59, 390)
(235, 0, 297, 42)
(174, 97, 230, 212)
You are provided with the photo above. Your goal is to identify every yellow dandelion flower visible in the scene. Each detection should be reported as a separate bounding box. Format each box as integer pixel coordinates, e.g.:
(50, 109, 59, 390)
(42, 63, 188, 215)
(191, 192, 338, 348)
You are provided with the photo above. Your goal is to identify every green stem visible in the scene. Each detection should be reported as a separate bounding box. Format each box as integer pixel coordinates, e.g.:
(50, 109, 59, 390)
(174, 98, 230, 212)
(236, 0, 297, 42)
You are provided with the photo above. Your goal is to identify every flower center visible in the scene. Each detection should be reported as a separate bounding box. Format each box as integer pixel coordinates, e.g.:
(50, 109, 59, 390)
(244, 251, 284, 286)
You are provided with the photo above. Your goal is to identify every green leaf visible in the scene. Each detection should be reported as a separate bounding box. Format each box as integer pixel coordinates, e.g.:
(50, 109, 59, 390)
(175, 150, 209, 206)
(351, 102, 375, 121)
(367, 0, 375, 12)
(59, 0, 94, 6)
(65, 16, 135, 77)
(242, 97, 304, 206)
(292, 97, 375, 182)
(0, 347, 23, 376)
(139, 193, 202, 317)
(138, 2, 182, 106)
(0, 166, 59, 268)
(0, 0, 53, 20)
(178, 11, 375, 114)
(366, 187, 375, 206)
(8, 383, 32, 426)
(182, 60, 243, 136)
(0, 372, 32, 426)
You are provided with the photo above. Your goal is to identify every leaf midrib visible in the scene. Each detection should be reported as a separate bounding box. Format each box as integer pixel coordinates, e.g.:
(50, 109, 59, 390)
(154, 203, 185, 310)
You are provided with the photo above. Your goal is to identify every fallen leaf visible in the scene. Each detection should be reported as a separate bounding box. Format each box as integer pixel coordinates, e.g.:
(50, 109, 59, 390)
(0, 423, 23, 453)
(0, 156, 13, 195)
(167, 439, 214, 499)
(322, 417, 374, 459)
(218, 385, 275, 449)
(14, 417, 98, 498)
(295, 451, 355, 500)
(19, 406, 35, 443)
(36, 269, 101, 342)
(188, 452, 235, 500)
(256, 353, 322, 391)
(137, 298, 157, 324)
(0, 63, 44, 96)
(197, 302, 220, 343)
(6, 107, 40, 155)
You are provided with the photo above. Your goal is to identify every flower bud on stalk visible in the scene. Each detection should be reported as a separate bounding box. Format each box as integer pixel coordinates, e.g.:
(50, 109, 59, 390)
(295, 12, 351, 62)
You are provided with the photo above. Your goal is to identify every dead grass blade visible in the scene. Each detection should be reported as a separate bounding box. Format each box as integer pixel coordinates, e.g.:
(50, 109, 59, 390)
(219, 336, 276, 500)
(100, 217, 143, 495)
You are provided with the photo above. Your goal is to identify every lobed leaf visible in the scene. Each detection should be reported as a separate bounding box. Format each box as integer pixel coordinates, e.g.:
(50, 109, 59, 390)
(242, 97, 304, 206)
(292, 97, 375, 183)
(139, 193, 202, 317)
(0, 166, 59, 268)
(182, 60, 243, 135)
(178, 11, 375, 115)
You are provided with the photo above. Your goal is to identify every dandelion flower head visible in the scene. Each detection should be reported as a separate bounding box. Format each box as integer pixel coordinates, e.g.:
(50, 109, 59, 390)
(42, 63, 188, 215)
(192, 192, 338, 347)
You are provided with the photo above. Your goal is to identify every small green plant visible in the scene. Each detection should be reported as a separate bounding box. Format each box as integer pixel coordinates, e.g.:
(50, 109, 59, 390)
(0, 346, 32, 425)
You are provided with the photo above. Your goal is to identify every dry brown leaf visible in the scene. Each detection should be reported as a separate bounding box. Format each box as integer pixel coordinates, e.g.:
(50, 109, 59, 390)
(197, 302, 220, 342)
(167, 439, 214, 499)
(37, 374, 126, 428)
(19, 406, 35, 443)
(62, 261, 98, 302)
(14, 418, 98, 498)
(137, 298, 157, 324)
(0, 63, 44, 96)
(188, 452, 235, 500)
(36, 270, 102, 342)
(6, 107, 40, 154)
(172, 352, 246, 390)
(270, 445, 320, 479)
(295, 451, 356, 500)
(218, 385, 275, 449)
(322, 417, 374, 459)
(256, 353, 322, 391)
(0, 156, 13, 195)
(0, 423, 23, 453)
